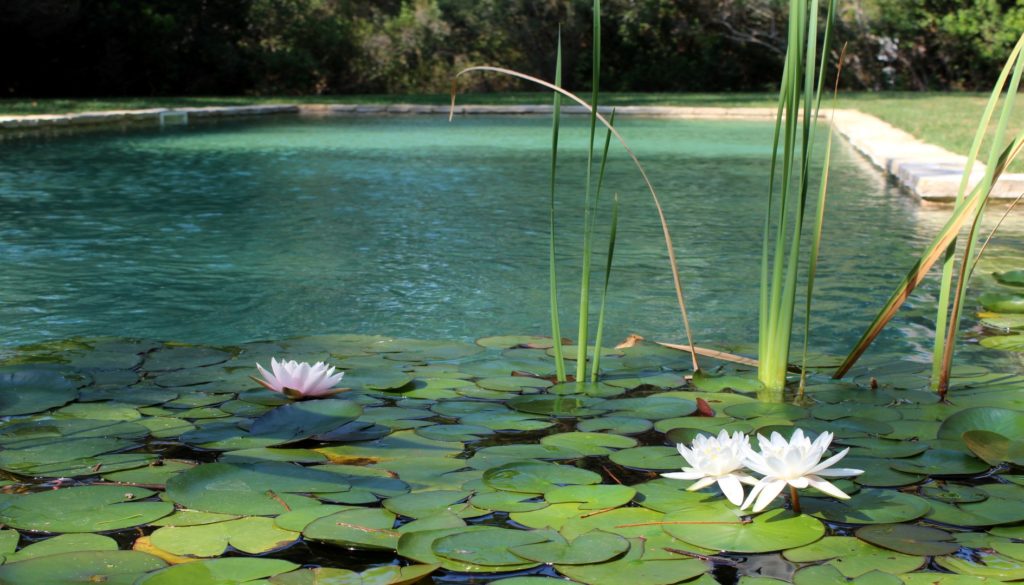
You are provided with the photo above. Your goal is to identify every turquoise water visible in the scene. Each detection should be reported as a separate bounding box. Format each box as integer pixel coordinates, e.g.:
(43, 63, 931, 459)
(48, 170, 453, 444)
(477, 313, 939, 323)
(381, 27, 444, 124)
(1, 114, 1022, 368)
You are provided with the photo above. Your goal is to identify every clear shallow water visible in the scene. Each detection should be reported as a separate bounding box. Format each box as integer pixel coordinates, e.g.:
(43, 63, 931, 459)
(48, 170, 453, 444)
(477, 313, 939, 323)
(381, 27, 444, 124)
(1, 114, 1023, 370)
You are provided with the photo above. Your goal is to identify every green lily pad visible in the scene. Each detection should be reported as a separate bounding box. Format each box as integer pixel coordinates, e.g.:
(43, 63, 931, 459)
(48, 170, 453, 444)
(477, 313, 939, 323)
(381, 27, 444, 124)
(803, 489, 931, 525)
(383, 490, 484, 519)
(469, 444, 583, 468)
(269, 564, 440, 585)
(853, 524, 959, 557)
(510, 530, 629, 565)
(577, 416, 653, 435)
(793, 565, 903, 585)
(921, 483, 987, 503)
(471, 491, 549, 513)
(149, 516, 300, 557)
(397, 525, 538, 572)
(483, 461, 601, 494)
(143, 346, 233, 371)
(663, 505, 824, 553)
(724, 402, 807, 420)
(507, 395, 606, 417)
(974, 333, 1024, 352)
(889, 449, 989, 476)
(978, 313, 1024, 331)
(416, 424, 494, 442)
(540, 432, 637, 456)
(0, 551, 166, 585)
(963, 430, 1024, 465)
(556, 537, 709, 585)
(476, 335, 561, 349)
(605, 396, 697, 420)
(545, 484, 637, 510)
(691, 370, 763, 392)
(432, 527, 552, 566)
(994, 270, 1024, 286)
(0, 485, 172, 532)
(165, 462, 348, 515)
(303, 507, 399, 550)
(0, 369, 78, 416)
(250, 399, 362, 445)
(980, 292, 1024, 313)
(315, 430, 464, 464)
(934, 550, 1024, 580)
(3, 533, 117, 563)
(938, 407, 1024, 441)
(609, 446, 682, 471)
(783, 536, 925, 577)
(137, 557, 298, 585)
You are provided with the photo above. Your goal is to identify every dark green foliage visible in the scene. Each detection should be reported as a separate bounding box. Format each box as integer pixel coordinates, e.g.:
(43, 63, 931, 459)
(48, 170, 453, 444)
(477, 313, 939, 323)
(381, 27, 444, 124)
(0, 0, 1021, 96)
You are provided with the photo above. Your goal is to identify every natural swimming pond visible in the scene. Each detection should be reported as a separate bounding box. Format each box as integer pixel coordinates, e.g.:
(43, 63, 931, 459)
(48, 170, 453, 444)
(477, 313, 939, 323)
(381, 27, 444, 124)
(2, 115, 1024, 584)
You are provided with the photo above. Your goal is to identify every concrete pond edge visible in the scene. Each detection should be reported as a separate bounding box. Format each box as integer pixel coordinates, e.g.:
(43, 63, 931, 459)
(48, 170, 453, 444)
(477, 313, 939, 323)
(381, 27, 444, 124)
(1, 102, 1021, 203)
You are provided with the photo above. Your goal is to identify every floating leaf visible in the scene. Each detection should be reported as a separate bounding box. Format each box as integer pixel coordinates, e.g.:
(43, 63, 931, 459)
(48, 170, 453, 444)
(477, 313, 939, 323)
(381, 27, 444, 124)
(783, 536, 925, 577)
(0, 551, 166, 585)
(938, 407, 1024, 441)
(165, 462, 348, 515)
(555, 538, 708, 585)
(663, 505, 824, 553)
(303, 507, 398, 550)
(980, 292, 1024, 313)
(803, 490, 931, 525)
(432, 527, 553, 567)
(250, 399, 362, 445)
(856, 524, 959, 556)
(0, 369, 78, 416)
(510, 530, 629, 565)
(0, 486, 172, 532)
(137, 557, 298, 585)
(149, 517, 300, 557)
(963, 430, 1024, 466)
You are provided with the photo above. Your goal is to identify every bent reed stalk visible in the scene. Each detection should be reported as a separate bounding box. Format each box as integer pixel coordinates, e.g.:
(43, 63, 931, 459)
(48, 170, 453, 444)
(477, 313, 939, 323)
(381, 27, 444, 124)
(449, 73, 701, 375)
(835, 33, 1024, 396)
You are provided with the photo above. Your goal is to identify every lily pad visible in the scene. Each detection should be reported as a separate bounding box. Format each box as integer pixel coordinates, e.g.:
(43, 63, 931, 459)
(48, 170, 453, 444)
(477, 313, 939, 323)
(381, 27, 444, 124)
(303, 507, 398, 550)
(0, 551, 166, 585)
(980, 292, 1024, 313)
(432, 527, 552, 566)
(0, 485, 173, 532)
(165, 462, 349, 515)
(856, 524, 960, 556)
(963, 430, 1024, 465)
(250, 399, 362, 445)
(937, 407, 1024, 441)
(783, 536, 925, 577)
(663, 505, 824, 553)
(555, 537, 709, 585)
(483, 461, 601, 494)
(149, 516, 300, 557)
(3, 533, 117, 563)
(0, 369, 78, 416)
(510, 530, 630, 565)
(803, 490, 931, 525)
(137, 557, 298, 585)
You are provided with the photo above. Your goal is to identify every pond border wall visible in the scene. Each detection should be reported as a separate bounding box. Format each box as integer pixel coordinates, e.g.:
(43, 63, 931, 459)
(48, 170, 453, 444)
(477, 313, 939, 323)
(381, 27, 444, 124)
(1, 102, 1020, 203)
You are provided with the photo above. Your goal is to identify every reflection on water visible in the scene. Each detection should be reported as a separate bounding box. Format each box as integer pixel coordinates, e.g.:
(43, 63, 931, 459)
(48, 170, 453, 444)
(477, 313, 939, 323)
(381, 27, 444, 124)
(0, 115, 1022, 373)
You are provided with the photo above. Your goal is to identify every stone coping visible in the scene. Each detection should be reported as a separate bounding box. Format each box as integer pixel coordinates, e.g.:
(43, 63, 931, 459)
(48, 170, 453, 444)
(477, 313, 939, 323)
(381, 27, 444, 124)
(1, 102, 1020, 202)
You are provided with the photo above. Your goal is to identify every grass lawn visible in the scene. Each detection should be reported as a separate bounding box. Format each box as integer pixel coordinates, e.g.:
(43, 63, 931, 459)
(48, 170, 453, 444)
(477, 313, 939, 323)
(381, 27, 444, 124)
(1, 92, 1020, 168)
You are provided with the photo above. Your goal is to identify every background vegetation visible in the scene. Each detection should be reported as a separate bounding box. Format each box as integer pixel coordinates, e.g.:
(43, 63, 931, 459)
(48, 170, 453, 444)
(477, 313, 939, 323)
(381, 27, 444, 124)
(4, 0, 1024, 97)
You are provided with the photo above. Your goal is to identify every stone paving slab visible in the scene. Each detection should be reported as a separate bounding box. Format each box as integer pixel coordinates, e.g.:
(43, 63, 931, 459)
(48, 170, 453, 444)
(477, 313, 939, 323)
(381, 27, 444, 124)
(2, 102, 1020, 202)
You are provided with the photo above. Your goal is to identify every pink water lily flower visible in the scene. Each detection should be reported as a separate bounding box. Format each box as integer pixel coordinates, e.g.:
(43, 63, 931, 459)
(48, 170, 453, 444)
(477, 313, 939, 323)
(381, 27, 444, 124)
(742, 429, 863, 513)
(662, 429, 759, 506)
(252, 358, 348, 399)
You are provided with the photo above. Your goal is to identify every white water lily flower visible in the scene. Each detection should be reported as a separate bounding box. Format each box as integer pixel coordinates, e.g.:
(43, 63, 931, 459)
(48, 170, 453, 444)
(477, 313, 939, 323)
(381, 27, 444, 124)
(661, 430, 758, 506)
(253, 358, 347, 399)
(741, 429, 863, 513)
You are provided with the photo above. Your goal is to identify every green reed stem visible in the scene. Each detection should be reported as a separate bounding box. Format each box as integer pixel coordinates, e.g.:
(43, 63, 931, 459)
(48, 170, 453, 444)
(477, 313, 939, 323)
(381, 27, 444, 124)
(549, 31, 566, 383)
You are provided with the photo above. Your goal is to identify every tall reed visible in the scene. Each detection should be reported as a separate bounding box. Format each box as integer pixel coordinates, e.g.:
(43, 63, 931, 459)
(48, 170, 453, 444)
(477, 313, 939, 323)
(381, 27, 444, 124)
(451, 0, 701, 379)
(834, 34, 1024, 397)
(757, 0, 837, 393)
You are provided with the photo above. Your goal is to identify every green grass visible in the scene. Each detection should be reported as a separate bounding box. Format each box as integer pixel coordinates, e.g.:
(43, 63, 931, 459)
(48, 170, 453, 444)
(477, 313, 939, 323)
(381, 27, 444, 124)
(2, 92, 1022, 167)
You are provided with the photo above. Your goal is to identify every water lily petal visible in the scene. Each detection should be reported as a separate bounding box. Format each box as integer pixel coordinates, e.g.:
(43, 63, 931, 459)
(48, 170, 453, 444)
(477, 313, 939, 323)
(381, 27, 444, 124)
(718, 474, 746, 506)
(661, 471, 706, 481)
(688, 476, 718, 492)
(809, 447, 851, 474)
(815, 467, 864, 478)
(806, 475, 852, 500)
(751, 478, 787, 512)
